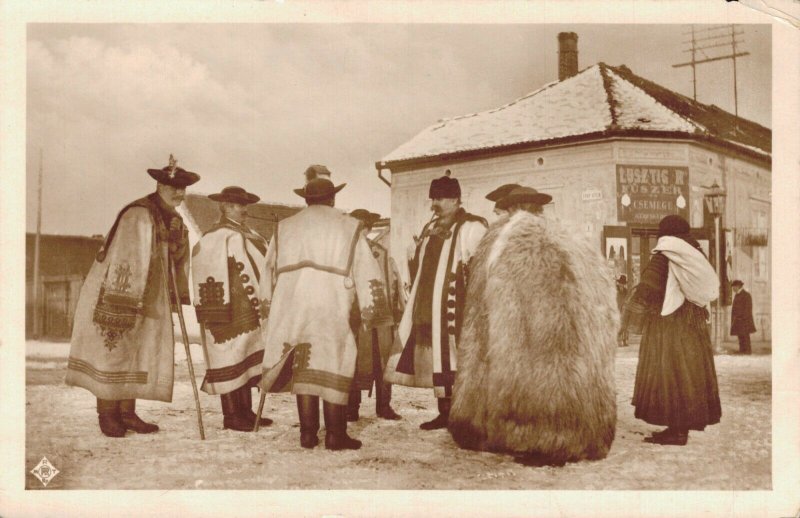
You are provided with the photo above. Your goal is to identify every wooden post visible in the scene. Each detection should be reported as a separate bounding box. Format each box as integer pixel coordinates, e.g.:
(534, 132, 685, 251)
(32, 149, 43, 338)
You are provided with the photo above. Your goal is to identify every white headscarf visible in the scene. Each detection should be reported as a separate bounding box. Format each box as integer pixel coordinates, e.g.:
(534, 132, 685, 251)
(652, 235, 719, 316)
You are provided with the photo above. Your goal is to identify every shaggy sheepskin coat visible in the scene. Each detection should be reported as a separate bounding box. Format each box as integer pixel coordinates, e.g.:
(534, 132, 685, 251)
(448, 211, 618, 465)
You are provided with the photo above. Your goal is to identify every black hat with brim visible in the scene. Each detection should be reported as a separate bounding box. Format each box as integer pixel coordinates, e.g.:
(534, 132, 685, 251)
(496, 186, 552, 210)
(350, 209, 381, 226)
(147, 166, 200, 188)
(209, 186, 260, 205)
(486, 183, 521, 202)
(294, 178, 346, 201)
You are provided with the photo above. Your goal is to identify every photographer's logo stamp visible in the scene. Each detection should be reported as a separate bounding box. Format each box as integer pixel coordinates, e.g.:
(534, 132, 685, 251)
(31, 457, 59, 487)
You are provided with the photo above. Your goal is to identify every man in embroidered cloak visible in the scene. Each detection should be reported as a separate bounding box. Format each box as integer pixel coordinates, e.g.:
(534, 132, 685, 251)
(259, 176, 393, 450)
(192, 186, 273, 432)
(384, 170, 488, 430)
(346, 209, 404, 422)
(65, 156, 199, 438)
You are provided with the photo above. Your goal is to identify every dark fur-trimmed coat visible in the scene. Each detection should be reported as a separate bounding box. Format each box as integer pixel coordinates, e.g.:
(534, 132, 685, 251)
(448, 211, 618, 464)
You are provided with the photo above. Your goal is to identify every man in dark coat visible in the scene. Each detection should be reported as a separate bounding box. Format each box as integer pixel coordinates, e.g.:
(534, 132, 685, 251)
(730, 280, 756, 354)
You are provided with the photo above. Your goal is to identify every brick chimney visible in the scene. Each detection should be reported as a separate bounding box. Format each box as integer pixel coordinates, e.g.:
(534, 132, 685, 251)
(558, 32, 579, 81)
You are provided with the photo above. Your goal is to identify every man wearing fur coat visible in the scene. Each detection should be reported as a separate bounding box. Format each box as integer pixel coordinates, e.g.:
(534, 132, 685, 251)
(259, 177, 393, 450)
(384, 170, 488, 430)
(449, 186, 618, 465)
(66, 156, 199, 438)
(192, 186, 274, 432)
(347, 209, 405, 421)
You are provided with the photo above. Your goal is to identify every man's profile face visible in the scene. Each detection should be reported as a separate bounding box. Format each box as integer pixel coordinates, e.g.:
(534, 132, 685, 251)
(157, 183, 186, 208)
(430, 197, 459, 219)
(224, 202, 248, 223)
(493, 207, 508, 218)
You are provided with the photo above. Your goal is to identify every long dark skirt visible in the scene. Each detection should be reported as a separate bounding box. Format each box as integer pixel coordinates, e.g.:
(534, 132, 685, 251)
(632, 301, 721, 430)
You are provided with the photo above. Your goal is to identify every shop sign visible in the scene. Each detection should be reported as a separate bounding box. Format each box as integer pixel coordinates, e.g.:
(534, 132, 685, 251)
(616, 164, 690, 225)
(581, 189, 603, 202)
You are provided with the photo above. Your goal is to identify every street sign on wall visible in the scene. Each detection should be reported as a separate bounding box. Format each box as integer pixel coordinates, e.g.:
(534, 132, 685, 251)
(616, 164, 690, 225)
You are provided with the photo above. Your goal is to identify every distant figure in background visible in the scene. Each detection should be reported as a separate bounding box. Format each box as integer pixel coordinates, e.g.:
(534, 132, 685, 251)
(449, 186, 618, 466)
(730, 280, 756, 355)
(616, 275, 629, 347)
(621, 215, 721, 446)
(192, 186, 273, 432)
(66, 156, 199, 438)
(485, 183, 520, 218)
(347, 209, 404, 421)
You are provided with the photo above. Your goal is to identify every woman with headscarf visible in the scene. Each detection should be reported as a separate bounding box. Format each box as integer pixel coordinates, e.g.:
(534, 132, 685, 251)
(622, 215, 722, 446)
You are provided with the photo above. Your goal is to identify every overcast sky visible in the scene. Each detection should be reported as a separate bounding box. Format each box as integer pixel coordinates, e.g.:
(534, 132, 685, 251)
(26, 23, 771, 236)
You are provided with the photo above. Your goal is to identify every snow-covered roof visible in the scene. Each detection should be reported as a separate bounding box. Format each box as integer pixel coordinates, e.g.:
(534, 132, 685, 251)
(380, 63, 771, 166)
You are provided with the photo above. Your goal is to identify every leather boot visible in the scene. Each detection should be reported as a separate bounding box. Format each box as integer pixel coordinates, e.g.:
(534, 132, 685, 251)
(97, 398, 126, 438)
(420, 397, 450, 430)
(119, 399, 159, 434)
(376, 382, 401, 420)
(220, 392, 252, 432)
(297, 395, 320, 449)
(346, 390, 361, 422)
(323, 401, 362, 450)
(238, 385, 273, 427)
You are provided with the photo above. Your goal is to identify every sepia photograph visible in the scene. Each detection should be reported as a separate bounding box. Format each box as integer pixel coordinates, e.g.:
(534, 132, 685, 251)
(2, 1, 799, 517)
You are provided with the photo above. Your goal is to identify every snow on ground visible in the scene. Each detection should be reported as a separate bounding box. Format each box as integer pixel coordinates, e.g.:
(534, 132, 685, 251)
(25, 341, 771, 490)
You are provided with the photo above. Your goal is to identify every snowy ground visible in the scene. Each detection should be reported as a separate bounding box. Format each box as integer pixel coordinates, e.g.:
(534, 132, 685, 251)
(25, 339, 771, 490)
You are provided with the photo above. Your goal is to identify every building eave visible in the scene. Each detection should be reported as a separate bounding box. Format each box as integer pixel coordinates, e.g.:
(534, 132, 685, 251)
(376, 129, 771, 174)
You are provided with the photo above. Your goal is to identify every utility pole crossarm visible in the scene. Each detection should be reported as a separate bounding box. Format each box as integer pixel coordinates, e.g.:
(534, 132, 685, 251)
(672, 52, 750, 68)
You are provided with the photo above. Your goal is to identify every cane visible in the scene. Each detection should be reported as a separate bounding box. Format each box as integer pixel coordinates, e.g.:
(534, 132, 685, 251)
(169, 258, 206, 440)
(254, 385, 267, 433)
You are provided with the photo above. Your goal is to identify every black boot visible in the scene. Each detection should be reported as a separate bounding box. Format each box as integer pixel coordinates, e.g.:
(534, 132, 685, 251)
(323, 401, 362, 450)
(119, 399, 159, 434)
(376, 382, 401, 420)
(220, 392, 252, 432)
(238, 385, 273, 427)
(297, 395, 320, 449)
(420, 397, 450, 430)
(347, 390, 361, 422)
(97, 398, 126, 438)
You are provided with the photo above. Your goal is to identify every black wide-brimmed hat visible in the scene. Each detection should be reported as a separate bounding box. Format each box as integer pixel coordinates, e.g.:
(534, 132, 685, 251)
(496, 186, 552, 210)
(147, 155, 200, 188)
(304, 164, 333, 182)
(429, 169, 461, 199)
(485, 183, 521, 202)
(208, 186, 260, 205)
(657, 214, 690, 238)
(294, 178, 346, 201)
(350, 208, 381, 226)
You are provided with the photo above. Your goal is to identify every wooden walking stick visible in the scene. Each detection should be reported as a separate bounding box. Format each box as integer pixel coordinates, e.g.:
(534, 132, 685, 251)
(169, 257, 206, 440)
(253, 385, 268, 433)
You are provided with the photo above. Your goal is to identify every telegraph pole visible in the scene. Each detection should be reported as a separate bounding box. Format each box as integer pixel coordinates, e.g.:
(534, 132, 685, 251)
(673, 24, 749, 127)
(32, 149, 43, 338)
